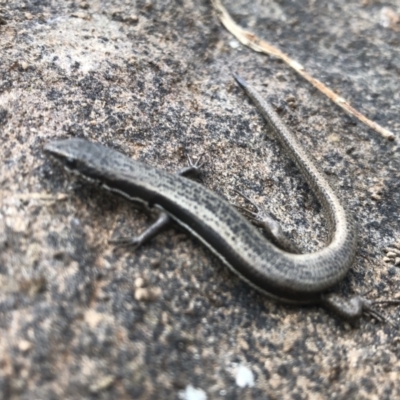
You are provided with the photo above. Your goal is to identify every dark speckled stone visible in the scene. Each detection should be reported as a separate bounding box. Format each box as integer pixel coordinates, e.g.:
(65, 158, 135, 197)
(1, 0, 400, 399)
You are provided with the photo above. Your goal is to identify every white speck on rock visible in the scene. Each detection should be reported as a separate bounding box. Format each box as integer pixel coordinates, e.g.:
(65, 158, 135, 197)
(229, 39, 240, 49)
(235, 365, 255, 388)
(178, 385, 207, 400)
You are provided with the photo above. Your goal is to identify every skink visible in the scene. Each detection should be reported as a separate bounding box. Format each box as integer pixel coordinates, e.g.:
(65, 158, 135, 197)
(44, 74, 393, 322)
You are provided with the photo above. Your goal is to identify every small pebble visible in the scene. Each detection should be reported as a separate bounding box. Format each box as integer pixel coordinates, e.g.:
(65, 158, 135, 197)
(18, 340, 33, 353)
(134, 277, 145, 288)
(134, 287, 162, 301)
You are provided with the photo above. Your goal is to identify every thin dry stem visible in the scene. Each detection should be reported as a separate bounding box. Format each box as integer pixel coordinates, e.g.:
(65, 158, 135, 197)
(212, 0, 395, 141)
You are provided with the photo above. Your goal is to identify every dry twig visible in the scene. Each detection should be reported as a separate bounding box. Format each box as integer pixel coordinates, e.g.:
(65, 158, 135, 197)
(212, 0, 395, 141)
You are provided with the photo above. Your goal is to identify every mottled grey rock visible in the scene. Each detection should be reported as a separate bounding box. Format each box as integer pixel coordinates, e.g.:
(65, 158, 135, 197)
(1, 0, 400, 399)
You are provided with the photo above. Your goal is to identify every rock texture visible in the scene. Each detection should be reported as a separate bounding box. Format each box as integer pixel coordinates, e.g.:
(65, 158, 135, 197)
(1, 0, 400, 399)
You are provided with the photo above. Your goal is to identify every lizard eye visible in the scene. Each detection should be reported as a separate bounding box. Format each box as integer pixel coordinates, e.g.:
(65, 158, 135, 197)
(64, 158, 78, 170)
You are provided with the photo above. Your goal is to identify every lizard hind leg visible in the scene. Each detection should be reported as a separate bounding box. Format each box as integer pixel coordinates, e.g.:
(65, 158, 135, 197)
(321, 292, 400, 327)
(233, 189, 302, 254)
